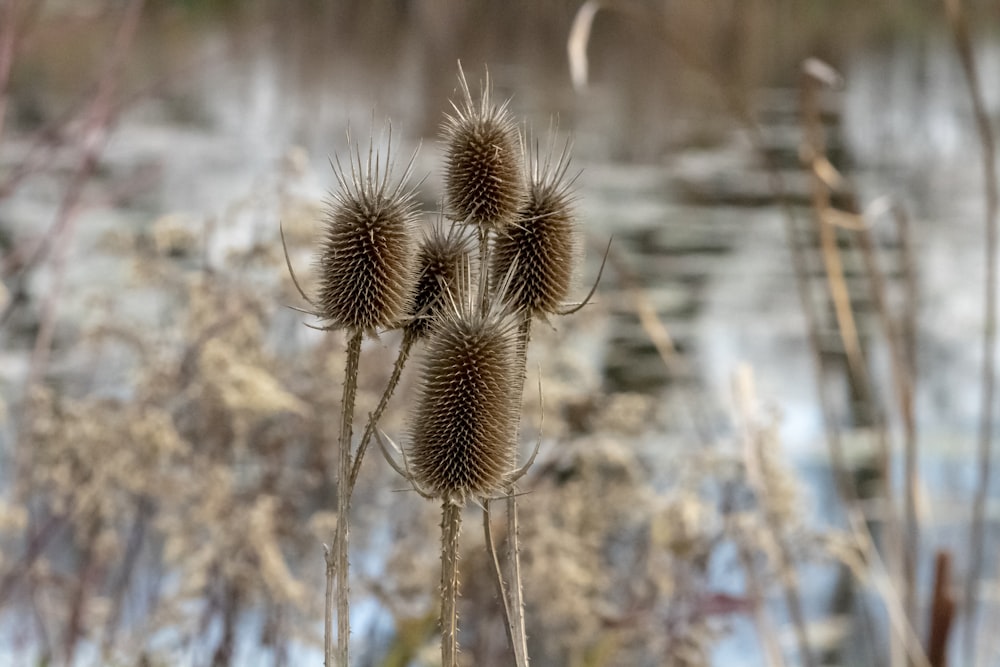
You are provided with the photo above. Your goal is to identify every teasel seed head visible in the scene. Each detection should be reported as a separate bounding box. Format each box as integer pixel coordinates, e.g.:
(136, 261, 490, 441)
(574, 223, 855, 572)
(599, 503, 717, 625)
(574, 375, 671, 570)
(315, 130, 421, 334)
(407, 219, 473, 339)
(409, 271, 521, 502)
(492, 137, 579, 317)
(441, 63, 525, 234)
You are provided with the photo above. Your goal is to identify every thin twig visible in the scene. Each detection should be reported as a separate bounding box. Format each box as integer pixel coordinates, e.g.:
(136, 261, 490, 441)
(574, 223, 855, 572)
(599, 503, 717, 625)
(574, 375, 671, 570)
(482, 501, 518, 663)
(349, 329, 416, 492)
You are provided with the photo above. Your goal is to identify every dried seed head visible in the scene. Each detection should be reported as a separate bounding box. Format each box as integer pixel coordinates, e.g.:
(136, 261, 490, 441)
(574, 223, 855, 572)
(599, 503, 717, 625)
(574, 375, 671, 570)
(492, 138, 579, 316)
(315, 132, 420, 333)
(407, 220, 473, 339)
(409, 280, 521, 501)
(441, 64, 524, 233)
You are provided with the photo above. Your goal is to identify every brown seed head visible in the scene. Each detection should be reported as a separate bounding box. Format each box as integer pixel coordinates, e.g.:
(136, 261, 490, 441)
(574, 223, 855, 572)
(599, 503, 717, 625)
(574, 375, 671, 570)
(407, 220, 473, 339)
(409, 280, 521, 501)
(441, 64, 524, 233)
(492, 138, 579, 316)
(315, 133, 420, 333)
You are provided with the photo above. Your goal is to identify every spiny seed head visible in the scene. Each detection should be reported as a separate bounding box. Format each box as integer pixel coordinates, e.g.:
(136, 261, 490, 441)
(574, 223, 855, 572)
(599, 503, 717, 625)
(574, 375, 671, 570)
(409, 280, 521, 502)
(492, 138, 579, 316)
(315, 131, 420, 334)
(407, 220, 473, 339)
(441, 63, 525, 233)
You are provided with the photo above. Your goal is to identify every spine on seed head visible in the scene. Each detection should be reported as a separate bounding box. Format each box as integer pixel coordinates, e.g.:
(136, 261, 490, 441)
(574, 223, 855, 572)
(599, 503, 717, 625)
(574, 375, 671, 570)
(315, 133, 420, 334)
(441, 64, 525, 234)
(492, 137, 579, 317)
(408, 274, 521, 502)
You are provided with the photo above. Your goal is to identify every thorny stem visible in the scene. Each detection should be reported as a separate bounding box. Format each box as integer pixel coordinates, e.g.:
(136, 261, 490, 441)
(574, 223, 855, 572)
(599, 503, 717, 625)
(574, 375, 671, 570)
(441, 499, 463, 667)
(505, 492, 529, 667)
(943, 1, 999, 662)
(349, 330, 416, 492)
(505, 314, 533, 667)
(333, 330, 363, 667)
(482, 501, 517, 659)
(323, 543, 334, 667)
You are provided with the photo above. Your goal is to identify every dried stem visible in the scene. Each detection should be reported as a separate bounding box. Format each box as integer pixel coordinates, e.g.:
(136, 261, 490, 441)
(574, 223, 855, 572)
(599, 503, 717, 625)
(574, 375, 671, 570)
(504, 314, 533, 667)
(852, 203, 920, 639)
(323, 543, 334, 667)
(483, 500, 517, 658)
(334, 329, 363, 667)
(350, 329, 416, 492)
(441, 499, 463, 667)
(942, 1, 999, 662)
(800, 61, 913, 667)
(505, 492, 529, 667)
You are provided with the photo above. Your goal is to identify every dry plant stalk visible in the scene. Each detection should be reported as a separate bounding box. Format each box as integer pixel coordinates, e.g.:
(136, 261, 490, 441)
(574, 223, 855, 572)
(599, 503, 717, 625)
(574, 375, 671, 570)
(308, 130, 421, 667)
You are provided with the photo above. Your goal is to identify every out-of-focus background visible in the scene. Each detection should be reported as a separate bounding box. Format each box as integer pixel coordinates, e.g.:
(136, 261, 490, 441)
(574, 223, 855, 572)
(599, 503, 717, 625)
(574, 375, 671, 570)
(1, 1, 999, 665)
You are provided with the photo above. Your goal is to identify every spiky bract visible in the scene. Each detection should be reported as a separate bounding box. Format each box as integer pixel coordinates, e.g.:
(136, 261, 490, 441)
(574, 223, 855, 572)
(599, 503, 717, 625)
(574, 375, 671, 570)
(407, 222, 473, 339)
(441, 66, 524, 233)
(492, 140, 578, 316)
(409, 291, 520, 502)
(316, 136, 420, 333)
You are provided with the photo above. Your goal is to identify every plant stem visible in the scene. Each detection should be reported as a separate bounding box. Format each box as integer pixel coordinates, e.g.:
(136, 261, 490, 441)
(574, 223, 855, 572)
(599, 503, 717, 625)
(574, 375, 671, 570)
(483, 501, 518, 660)
(324, 544, 334, 667)
(350, 330, 416, 492)
(505, 493, 529, 667)
(441, 499, 463, 667)
(335, 329, 363, 667)
(505, 314, 532, 667)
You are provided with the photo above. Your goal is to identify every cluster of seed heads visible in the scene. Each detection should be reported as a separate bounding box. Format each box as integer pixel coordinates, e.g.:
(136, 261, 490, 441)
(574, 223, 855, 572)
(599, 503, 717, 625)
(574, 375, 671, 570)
(306, 63, 584, 667)
(312, 68, 578, 501)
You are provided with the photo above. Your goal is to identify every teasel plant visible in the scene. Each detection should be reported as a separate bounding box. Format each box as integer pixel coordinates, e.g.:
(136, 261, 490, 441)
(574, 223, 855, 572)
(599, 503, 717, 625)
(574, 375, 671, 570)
(378, 260, 532, 667)
(282, 126, 421, 667)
